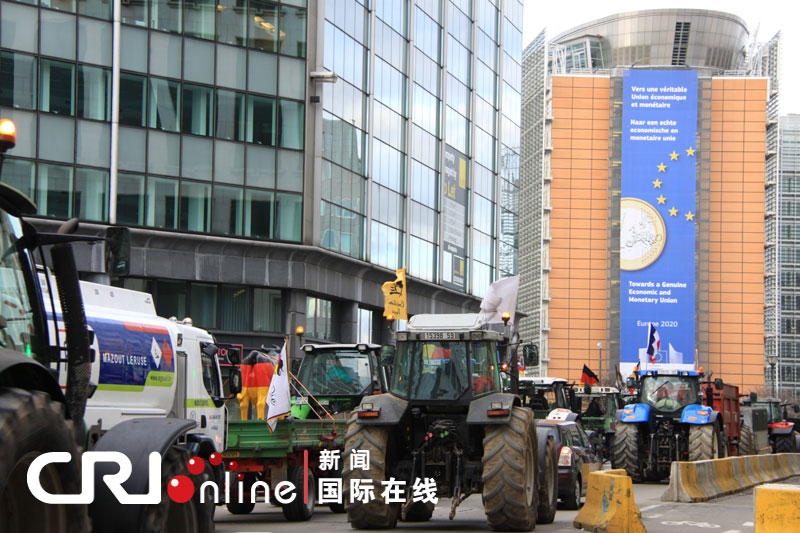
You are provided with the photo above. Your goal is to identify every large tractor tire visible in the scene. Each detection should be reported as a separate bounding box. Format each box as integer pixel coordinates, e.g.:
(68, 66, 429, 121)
(282, 466, 315, 521)
(611, 423, 642, 482)
(536, 436, 558, 524)
(0, 388, 90, 533)
(774, 434, 796, 454)
(141, 446, 203, 533)
(482, 407, 538, 531)
(342, 414, 400, 529)
(404, 501, 435, 521)
(739, 424, 755, 455)
(688, 424, 723, 461)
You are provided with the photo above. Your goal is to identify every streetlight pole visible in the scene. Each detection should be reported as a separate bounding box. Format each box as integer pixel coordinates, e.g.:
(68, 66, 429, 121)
(767, 354, 777, 398)
(597, 342, 603, 386)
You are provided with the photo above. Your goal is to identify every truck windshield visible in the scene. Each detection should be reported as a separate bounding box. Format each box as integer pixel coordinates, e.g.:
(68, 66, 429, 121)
(641, 375, 697, 411)
(0, 213, 36, 356)
(297, 350, 373, 396)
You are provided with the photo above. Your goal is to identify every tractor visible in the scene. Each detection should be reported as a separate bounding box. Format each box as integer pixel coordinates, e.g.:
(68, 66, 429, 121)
(740, 394, 798, 453)
(611, 369, 728, 481)
(575, 385, 624, 462)
(341, 313, 559, 530)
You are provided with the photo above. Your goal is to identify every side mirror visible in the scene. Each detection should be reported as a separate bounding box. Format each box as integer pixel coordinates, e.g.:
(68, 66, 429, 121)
(750, 392, 758, 402)
(104, 226, 130, 277)
(626, 377, 636, 389)
(228, 367, 242, 397)
(794, 405, 799, 413)
(522, 343, 539, 367)
(714, 378, 723, 391)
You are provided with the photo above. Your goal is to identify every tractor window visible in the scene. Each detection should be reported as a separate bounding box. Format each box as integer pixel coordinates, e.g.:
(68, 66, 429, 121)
(0, 213, 37, 356)
(578, 395, 606, 416)
(641, 376, 697, 411)
(391, 341, 469, 400)
(471, 341, 499, 395)
(298, 350, 373, 396)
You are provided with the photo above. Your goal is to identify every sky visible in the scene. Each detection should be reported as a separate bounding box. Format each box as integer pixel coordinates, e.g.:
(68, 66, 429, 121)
(523, 1, 800, 115)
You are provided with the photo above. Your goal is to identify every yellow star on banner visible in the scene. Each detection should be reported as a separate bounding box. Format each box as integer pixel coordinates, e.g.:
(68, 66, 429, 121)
(669, 151, 679, 160)
(686, 147, 695, 156)
(652, 178, 662, 188)
(685, 211, 695, 221)
(657, 195, 666, 204)
(669, 207, 679, 216)
(658, 163, 667, 172)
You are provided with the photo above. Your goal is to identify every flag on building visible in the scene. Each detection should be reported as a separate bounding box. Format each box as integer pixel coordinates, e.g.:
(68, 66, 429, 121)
(266, 339, 291, 432)
(382, 267, 408, 320)
(646, 323, 661, 364)
(581, 365, 599, 385)
(478, 275, 520, 324)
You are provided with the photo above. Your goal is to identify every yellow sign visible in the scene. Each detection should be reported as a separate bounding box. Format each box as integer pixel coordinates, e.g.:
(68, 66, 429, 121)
(382, 267, 408, 321)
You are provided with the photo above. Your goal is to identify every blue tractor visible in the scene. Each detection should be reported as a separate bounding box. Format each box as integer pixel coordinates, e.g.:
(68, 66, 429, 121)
(610, 369, 727, 481)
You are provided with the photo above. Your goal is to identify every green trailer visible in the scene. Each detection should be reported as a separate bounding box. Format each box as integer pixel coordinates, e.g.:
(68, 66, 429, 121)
(222, 417, 347, 519)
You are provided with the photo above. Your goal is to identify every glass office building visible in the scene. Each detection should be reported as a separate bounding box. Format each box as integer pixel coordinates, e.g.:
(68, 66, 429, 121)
(0, 0, 522, 349)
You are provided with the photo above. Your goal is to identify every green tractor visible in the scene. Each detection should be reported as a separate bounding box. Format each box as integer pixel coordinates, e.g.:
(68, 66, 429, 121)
(343, 313, 558, 530)
(517, 377, 579, 419)
(291, 343, 389, 419)
(574, 386, 624, 462)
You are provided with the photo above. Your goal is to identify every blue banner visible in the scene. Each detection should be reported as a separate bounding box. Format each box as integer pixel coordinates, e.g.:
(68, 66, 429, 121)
(620, 70, 697, 375)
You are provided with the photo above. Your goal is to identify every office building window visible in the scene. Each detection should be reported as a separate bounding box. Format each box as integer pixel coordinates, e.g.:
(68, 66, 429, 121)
(0, 52, 37, 110)
(253, 288, 282, 332)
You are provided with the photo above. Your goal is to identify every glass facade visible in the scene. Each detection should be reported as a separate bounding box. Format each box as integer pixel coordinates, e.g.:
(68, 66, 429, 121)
(1, 0, 523, 345)
(320, 0, 521, 295)
(0, 0, 306, 242)
(778, 115, 800, 394)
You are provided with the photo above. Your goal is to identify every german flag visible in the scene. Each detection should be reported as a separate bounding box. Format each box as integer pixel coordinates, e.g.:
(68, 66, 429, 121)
(581, 365, 599, 385)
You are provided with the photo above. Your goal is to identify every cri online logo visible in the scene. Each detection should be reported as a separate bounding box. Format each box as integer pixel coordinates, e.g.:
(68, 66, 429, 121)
(26, 451, 240, 505)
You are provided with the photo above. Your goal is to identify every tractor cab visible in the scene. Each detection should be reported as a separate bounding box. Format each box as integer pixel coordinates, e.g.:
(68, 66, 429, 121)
(390, 327, 502, 404)
(292, 343, 387, 418)
(638, 372, 701, 414)
(518, 377, 577, 419)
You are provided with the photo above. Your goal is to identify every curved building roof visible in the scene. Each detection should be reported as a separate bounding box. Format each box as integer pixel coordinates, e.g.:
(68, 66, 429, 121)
(551, 9, 751, 73)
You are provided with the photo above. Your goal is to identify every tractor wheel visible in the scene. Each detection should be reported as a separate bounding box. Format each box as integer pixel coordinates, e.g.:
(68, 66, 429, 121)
(739, 424, 755, 455)
(404, 501, 434, 521)
(774, 434, 796, 454)
(281, 466, 315, 521)
(688, 424, 721, 461)
(611, 423, 642, 482)
(482, 407, 537, 531)
(536, 436, 558, 524)
(0, 388, 90, 533)
(342, 414, 399, 529)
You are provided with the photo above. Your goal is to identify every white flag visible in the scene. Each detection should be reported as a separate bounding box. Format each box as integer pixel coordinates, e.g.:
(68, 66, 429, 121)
(667, 343, 684, 364)
(478, 275, 520, 324)
(266, 339, 291, 432)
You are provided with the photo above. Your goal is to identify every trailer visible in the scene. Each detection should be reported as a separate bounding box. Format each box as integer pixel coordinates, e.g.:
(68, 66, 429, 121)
(221, 417, 346, 519)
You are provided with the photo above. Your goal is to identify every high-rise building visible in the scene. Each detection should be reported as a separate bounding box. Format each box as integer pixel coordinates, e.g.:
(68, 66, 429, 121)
(521, 9, 779, 392)
(777, 114, 800, 397)
(0, 0, 523, 350)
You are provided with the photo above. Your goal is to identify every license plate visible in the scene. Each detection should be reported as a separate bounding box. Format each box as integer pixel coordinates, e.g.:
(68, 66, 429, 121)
(420, 332, 459, 341)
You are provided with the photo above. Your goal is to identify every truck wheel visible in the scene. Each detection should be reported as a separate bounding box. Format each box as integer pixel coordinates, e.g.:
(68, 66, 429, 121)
(404, 501, 434, 521)
(282, 466, 315, 521)
(688, 424, 721, 461)
(774, 434, 796, 453)
(342, 415, 399, 529)
(226, 500, 256, 514)
(563, 474, 582, 510)
(536, 436, 558, 524)
(142, 447, 200, 533)
(611, 423, 642, 482)
(0, 388, 89, 533)
(739, 424, 755, 455)
(482, 407, 537, 531)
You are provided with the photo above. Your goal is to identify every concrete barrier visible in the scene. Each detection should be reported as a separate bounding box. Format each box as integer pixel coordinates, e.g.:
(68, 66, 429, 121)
(573, 469, 646, 533)
(662, 453, 800, 503)
(755, 483, 800, 533)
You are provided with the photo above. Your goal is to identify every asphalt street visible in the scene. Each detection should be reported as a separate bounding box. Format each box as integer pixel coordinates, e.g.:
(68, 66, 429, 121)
(214, 476, 800, 533)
